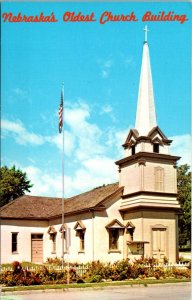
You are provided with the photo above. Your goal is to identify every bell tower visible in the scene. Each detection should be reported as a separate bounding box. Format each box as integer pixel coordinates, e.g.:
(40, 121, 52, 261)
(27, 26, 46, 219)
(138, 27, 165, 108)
(115, 27, 181, 262)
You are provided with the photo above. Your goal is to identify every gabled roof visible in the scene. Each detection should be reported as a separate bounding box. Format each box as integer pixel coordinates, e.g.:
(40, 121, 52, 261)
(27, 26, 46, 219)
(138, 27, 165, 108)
(0, 182, 123, 220)
(47, 226, 56, 234)
(122, 126, 172, 150)
(74, 221, 86, 231)
(106, 219, 125, 229)
(59, 224, 67, 233)
(148, 126, 172, 145)
(123, 129, 139, 148)
(125, 221, 135, 229)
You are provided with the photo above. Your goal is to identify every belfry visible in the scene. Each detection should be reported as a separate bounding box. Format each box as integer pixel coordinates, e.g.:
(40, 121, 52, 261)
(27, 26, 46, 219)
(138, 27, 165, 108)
(116, 26, 181, 261)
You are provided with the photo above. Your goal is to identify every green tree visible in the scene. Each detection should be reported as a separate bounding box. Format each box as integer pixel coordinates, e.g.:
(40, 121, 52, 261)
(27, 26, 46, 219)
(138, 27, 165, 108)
(0, 165, 33, 207)
(177, 164, 191, 247)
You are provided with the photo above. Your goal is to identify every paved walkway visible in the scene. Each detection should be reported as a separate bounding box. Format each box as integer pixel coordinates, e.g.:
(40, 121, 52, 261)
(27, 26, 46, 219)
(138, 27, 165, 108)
(1, 282, 191, 300)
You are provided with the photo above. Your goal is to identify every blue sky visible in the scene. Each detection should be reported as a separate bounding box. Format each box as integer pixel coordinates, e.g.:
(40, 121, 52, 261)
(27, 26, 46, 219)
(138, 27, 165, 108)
(1, 2, 191, 197)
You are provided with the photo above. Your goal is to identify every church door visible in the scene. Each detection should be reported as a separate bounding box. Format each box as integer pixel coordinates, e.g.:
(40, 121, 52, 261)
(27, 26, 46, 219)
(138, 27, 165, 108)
(31, 234, 43, 263)
(152, 227, 167, 261)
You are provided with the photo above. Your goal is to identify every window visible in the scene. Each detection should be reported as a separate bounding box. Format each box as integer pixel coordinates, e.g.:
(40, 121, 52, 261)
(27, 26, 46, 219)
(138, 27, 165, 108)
(155, 167, 164, 191)
(106, 219, 124, 252)
(109, 229, 119, 250)
(51, 233, 57, 253)
(47, 226, 57, 253)
(12, 233, 18, 253)
(131, 145, 135, 155)
(59, 224, 68, 252)
(126, 222, 135, 242)
(153, 143, 159, 153)
(79, 230, 85, 251)
(74, 221, 86, 253)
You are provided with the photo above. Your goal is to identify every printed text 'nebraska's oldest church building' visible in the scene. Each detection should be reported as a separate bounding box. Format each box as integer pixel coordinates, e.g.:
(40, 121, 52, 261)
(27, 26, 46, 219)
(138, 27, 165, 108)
(0, 29, 181, 264)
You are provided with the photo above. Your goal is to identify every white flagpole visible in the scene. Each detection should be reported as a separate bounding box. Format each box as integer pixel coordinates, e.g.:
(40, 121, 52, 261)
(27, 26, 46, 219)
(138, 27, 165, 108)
(61, 83, 65, 269)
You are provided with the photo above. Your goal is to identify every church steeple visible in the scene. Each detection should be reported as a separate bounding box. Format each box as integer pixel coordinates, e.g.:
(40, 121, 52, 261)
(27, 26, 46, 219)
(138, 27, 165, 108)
(135, 26, 157, 136)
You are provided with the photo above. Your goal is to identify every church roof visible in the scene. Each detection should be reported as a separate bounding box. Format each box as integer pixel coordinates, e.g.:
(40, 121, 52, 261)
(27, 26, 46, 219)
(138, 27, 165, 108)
(0, 182, 123, 220)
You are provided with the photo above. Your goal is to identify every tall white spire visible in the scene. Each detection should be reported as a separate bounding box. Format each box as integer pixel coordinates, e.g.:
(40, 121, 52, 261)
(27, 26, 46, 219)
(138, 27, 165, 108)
(135, 26, 157, 136)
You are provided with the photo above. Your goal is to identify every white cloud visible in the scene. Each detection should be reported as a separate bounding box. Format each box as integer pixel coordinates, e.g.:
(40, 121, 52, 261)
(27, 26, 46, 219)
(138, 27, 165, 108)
(124, 56, 135, 66)
(23, 165, 62, 197)
(102, 70, 108, 78)
(1, 100, 128, 197)
(1, 118, 75, 155)
(46, 131, 75, 155)
(100, 104, 113, 115)
(98, 58, 113, 78)
(64, 102, 105, 160)
(106, 128, 128, 157)
(63, 156, 118, 196)
(21, 155, 118, 198)
(100, 104, 117, 123)
(82, 156, 117, 177)
(13, 88, 28, 98)
(1, 119, 44, 146)
(104, 60, 113, 68)
(170, 134, 192, 166)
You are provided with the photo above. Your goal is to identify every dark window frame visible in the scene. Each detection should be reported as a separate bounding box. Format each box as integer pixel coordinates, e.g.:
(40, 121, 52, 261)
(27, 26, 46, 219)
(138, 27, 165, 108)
(131, 145, 136, 155)
(109, 228, 119, 250)
(78, 230, 85, 252)
(153, 143, 159, 153)
(12, 232, 18, 253)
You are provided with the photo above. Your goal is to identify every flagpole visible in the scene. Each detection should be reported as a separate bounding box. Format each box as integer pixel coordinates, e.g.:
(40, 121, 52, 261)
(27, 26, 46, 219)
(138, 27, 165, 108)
(61, 83, 65, 269)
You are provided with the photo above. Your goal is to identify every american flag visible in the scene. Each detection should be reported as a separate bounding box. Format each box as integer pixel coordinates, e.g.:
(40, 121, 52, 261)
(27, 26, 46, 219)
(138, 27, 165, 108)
(58, 88, 63, 133)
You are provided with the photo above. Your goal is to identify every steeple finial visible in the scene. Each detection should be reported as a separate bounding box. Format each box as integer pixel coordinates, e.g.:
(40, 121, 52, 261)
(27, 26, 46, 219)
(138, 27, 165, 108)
(144, 25, 149, 43)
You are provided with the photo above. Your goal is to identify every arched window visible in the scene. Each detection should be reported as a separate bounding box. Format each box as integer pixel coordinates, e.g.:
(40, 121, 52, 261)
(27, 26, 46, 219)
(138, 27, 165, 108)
(106, 219, 125, 252)
(74, 221, 86, 252)
(154, 167, 164, 191)
(48, 226, 57, 254)
(125, 222, 135, 241)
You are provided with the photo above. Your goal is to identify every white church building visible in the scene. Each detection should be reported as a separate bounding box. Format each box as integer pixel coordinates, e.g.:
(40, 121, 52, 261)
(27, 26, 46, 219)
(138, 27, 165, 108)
(0, 30, 181, 265)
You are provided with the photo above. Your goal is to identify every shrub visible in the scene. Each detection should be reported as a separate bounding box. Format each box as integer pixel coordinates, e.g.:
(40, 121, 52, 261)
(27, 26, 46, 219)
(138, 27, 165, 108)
(12, 261, 22, 274)
(153, 268, 165, 279)
(46, 257, 62, 266)
(76, 278, 85, 283)
(0, 259, 191, 286)
(172, 267, 191, 279)
(88, 275, 102, 283)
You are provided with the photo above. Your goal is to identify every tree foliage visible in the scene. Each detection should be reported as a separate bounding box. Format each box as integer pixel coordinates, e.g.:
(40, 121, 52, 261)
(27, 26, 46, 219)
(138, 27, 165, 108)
(0, 165, 33, 207)
(177, 164, 191, 247)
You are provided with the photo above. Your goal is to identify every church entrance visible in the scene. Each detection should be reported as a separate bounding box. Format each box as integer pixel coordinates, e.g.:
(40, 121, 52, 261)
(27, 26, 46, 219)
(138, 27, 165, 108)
(152, 227, 167, 261)
(31, 234, 43, 263)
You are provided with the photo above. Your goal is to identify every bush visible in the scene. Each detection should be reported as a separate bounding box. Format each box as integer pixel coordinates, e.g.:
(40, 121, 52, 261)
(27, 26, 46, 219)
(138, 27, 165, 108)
(12, 261, 22, 274)
(76, 278, 85, 283)
(153, 268, 165, 279)
(46, 257, 62, 266)
(0, 259, 191, 286)
(172, 267, 191, 279)
(88, 275, 103, 283)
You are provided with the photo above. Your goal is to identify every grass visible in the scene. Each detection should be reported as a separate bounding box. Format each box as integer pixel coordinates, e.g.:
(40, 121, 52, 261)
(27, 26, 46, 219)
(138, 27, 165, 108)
(1, 261, 63, 270)
(1, 262, 42, 269)
(1, 278, 190, 293)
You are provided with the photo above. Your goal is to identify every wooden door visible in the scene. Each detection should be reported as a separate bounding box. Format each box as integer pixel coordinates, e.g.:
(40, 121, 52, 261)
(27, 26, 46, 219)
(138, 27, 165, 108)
(152, 228, 167, 261)
(31, 234, 43, 263)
